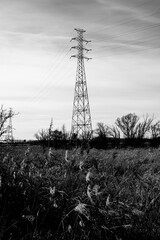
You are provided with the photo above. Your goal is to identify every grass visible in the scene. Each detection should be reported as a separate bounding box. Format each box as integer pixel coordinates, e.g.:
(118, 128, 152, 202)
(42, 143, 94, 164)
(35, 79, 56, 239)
(0, 145, 160, 239)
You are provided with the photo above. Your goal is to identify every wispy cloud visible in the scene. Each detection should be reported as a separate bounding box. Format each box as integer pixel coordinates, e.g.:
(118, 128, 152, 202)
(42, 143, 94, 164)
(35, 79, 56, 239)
(0, 0, 160, 139)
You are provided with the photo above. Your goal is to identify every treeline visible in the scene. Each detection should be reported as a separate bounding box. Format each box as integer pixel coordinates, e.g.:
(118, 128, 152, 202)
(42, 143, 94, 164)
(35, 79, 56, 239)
(22, 137, 160, 149)
(32, 113, 160, 149)
(91, 113, 160, 148)
(0, 106, 160, 149)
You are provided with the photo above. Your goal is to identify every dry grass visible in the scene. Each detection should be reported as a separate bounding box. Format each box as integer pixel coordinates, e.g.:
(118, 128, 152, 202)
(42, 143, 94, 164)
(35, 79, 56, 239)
(0, 145, 160, 239)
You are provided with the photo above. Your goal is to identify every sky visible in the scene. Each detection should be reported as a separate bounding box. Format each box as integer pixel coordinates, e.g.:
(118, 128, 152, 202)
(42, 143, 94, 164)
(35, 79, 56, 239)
(0, 0, 160, 140)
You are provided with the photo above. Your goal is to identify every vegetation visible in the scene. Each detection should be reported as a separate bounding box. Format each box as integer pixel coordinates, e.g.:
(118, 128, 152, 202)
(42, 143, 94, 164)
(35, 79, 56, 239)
(32, 113, 160, 149)
(1, 145, 160, 240)
(1, 109, 160, 239)
(95, 113, 155, 140)
(93, 113, 160, 148)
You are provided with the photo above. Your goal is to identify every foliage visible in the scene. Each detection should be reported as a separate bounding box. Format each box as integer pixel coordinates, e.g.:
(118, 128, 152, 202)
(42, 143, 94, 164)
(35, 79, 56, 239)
(0, 146, 160, 239)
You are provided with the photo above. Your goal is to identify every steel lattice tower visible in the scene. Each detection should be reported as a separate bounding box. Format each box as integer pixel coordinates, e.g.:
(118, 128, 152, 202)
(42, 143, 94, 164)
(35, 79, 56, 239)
(71, 28, 92, 139)
(6, 109, 14, 142)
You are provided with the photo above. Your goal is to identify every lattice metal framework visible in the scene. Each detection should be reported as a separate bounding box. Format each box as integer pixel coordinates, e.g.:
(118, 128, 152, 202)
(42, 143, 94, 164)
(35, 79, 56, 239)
(6, 109, 14, 142)
(71, 28, 92, 139)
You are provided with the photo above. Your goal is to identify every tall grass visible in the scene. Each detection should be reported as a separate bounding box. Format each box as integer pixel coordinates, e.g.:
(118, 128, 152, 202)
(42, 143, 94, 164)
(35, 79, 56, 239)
(0, 145, 160, 239)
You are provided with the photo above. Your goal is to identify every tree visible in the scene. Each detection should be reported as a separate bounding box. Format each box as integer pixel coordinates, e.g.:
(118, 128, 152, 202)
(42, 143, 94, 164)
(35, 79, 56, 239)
(95, 122, 108, 139)
(0, 106, 16, 140)
(115, 113, 139, 138)
(34, 118, 53, 142)
(94, 122, 109, 149)
(50, 128, 69, 148)
(34, 122, 69, 148)
(115, 113, 153, 139)
(61, 124, 69, 140)
(135, 114, 153, 139)
(34, 129, 49, 141)
(106, 125, 120, 139)
(51, 130, 63, 141)
(150, 121, 160, 138)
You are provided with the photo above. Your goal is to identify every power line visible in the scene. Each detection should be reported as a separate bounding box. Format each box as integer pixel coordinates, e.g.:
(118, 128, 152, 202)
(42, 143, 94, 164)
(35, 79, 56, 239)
(92, 22, 160, 51)
(32, 58, 76, 102)
(25, 0, 160, 103)
(30, 49, 72, 102)
(26, 31, 74, 102)
(88, 0, 160, 36)
(92, 31, 160, 58)
(95, 42, 160, 59)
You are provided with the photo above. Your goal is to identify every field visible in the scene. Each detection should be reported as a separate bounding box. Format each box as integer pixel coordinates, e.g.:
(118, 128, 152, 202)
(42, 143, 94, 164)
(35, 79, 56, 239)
(0, 145, 160, 240)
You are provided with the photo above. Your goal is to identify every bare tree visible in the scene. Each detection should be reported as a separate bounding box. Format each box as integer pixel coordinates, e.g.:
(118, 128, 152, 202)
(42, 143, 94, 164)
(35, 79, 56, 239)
(115, 113, 153, 139)
(115, 113, 139, 138)
(35, 118, 54, 142)
(135, 114, 153, 139)
(150, 121, 160, 138)
(61, 124, 69, 140)
(0, 106, 16, 139)
(34, 122, 69, 143)
(106, 125, 121, 139)
(34, 129, 49, 141)
(95, 122, 108, 139)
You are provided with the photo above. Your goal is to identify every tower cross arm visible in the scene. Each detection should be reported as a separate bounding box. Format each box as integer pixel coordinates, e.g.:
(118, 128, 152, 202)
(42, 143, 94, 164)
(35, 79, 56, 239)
(71, 46, 91, 52)
(71, 46, 78, 50)
(74, 28, 86, 32)
(83, 47, 92, 52)
(70, 38, 91, 44)
(70, 55, 92, 60)
(84, 56, 92, 60)
(70, 54, 78, 59)
(70, 37, 77, 42)
(84, 40, 91, 44)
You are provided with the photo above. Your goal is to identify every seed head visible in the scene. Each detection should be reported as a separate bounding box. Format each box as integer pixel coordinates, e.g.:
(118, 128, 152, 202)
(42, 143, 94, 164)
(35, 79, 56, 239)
(74, 202, 87, 214)
(22, 215, 35, 223)
(74, 202, 90, 219)
(68, 225, 72, 233)
(50, 186, 56, 196)
(65, 150, 70, 163)
(86, 168, 93, 182)
(79, 160, 84, 170)
(87, 184, 94, 204)
(92, 184, 101, 196)
(106, 194, 110, 207)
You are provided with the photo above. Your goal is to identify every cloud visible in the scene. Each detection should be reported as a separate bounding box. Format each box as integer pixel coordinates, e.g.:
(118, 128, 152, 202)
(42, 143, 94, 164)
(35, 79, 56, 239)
(1, 0, 160, 56)
(0, 0, 160, 139)
(0, 31, 70, 55)
(86, 0, 160, 57)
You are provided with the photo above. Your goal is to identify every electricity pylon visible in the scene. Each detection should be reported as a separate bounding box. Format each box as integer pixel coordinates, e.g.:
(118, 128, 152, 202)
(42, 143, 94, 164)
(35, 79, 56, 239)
(70, 28, 92, 139)
(6, 109, 14, 142)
